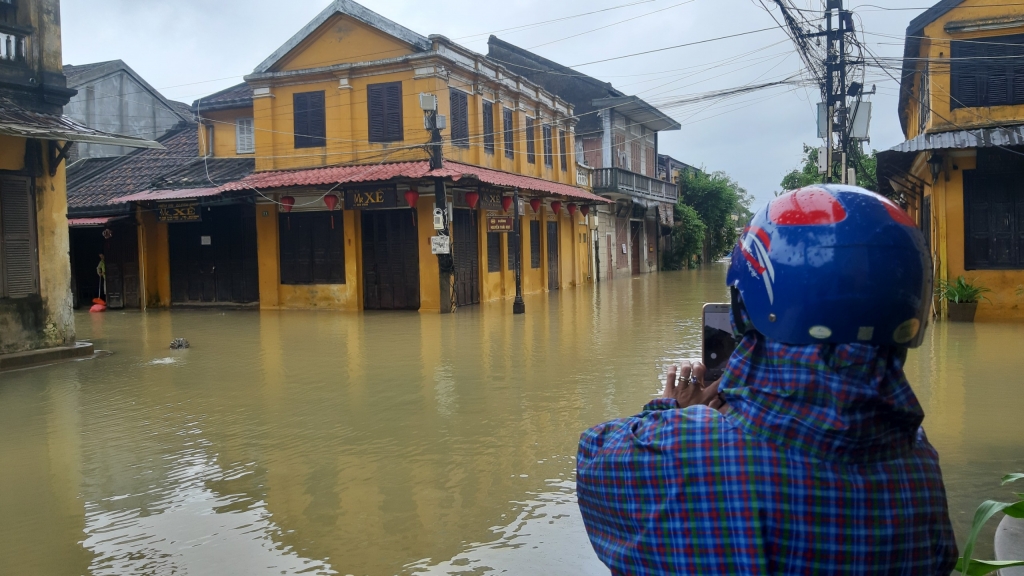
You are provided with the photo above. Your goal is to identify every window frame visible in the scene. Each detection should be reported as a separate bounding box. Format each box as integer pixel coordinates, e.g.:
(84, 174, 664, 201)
(486, 231, 501, 272)
(951, 34, 1024, 110)
(560, 130, 568, 171)
(450, 88, 470, 149)
(503, 108, 515, 160)
(482, 100, 495, 155)
(278, 211, 347, 285)
(526, 117, 536, 164)
(235, 117, 255, 154)
(963, 169, 1024, 270)
(367, 81, 404, 143)
(293, 91, 327, 149)
(530, 220, 541, 269)
(543, 124, 553, 168)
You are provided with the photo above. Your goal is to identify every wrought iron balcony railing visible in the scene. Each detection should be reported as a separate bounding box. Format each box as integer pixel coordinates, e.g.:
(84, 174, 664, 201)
(592, 167, 678, 203)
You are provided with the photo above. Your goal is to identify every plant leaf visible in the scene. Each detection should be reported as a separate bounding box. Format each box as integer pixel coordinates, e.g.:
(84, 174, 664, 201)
(955, 559, 1024, 576)
(1005, 501, 1024, 519)
(1004, 474, 1024, 485)
(961, 500, 1016, 575)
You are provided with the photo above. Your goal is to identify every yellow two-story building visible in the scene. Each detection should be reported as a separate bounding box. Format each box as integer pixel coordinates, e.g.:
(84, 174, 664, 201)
(136, 0, 606, 313)
(880, 0, 1024, 319)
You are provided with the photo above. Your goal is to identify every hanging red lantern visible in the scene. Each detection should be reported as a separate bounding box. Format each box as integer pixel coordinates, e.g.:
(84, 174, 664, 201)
(502, 195, 514, 213)
(465, 191, 480, 210)
(324, 195, 339, 229)
(405, 188, 420, 208)
(551, 201, 563, 214)
(530, 198, 542, 213)
(581, 205, 591, 217)
(568, 203, 578, 216)
(280, 196, 296, 213)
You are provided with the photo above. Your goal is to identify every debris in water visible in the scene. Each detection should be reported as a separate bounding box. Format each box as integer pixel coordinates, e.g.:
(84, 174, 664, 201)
(170, 338, 190, 350)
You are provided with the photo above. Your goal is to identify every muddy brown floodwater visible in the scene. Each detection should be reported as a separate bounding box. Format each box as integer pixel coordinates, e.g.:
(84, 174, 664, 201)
(1, 265, 1022, 575)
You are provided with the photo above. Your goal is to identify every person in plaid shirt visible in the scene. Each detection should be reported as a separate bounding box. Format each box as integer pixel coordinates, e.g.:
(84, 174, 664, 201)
(577, 186, 957, 575)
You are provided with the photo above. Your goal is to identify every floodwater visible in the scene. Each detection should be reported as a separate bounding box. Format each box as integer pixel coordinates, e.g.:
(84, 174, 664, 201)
(0, 265, 1022, 575)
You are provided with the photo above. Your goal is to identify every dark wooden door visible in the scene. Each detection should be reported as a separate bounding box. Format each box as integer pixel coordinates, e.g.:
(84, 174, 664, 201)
(102, 223, 140, 309)
(362, 210, 420, 310)
(631, 221, 642, 275)
(169, 205, 259, 304)
(453, 209, 480, 306)
(547, 220, 559, 290)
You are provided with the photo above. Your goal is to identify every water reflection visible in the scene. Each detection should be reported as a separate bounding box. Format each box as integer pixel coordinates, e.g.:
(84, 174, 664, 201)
(0, 266, 1021, 574)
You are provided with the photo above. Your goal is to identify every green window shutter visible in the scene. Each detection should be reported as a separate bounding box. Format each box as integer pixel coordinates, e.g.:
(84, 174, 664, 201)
(0, 175, 37, 298)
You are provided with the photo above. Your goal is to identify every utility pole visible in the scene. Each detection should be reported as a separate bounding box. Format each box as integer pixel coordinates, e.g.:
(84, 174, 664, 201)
(424, 98, 453, 314)
(824, 0, 857, 184)
(512, 188, 525, 315)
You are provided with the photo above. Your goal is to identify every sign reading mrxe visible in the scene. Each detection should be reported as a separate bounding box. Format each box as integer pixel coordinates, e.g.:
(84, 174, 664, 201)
(345, 186, 398, 210)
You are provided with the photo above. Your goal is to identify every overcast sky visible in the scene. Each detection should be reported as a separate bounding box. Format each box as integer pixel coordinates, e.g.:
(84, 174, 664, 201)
(61, 0, 930, 208)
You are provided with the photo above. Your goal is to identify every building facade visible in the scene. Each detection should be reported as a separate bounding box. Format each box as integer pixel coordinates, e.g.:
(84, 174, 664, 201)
(0, 0, 157, 356)
(879, 0, 1024, 319)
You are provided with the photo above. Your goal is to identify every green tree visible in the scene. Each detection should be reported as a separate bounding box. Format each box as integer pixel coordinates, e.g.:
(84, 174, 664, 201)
(678, 170, 745, 262)
(663, 203, 706, 270)
(779, 144, 879, 193)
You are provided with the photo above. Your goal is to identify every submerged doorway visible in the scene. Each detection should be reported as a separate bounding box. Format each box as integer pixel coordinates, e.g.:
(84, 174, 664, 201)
(547, 220, 559, 290)
(361, 210, 420, 310)
(168, 205, 260, 305)
(630, 221, 642, 275)
(452, 209, 480, 307)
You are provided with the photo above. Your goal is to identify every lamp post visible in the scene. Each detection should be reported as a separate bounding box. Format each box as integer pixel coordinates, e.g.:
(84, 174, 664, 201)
(513, 188, 525, 315)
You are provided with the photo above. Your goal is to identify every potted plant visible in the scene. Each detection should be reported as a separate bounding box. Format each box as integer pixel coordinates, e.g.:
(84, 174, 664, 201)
(955, 473, 1024, 576)
(937, 276, 990, 322)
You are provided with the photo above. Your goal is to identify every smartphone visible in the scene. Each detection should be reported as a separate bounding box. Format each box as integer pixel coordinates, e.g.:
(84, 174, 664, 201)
(703, 303, 739, 382)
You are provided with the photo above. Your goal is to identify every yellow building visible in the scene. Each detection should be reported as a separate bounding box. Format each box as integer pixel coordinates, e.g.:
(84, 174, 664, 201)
(126, 0, 607, 313)
(880, 0, 1024, 320)
(0, 0, 157, 359)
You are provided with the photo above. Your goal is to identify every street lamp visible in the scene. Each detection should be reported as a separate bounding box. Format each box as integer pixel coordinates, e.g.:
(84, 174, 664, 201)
(928, 152, 944, 183)
(513, 188, 525, 315)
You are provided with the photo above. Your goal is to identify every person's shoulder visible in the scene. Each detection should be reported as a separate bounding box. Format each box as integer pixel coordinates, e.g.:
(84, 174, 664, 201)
(580, 405, 734, 454)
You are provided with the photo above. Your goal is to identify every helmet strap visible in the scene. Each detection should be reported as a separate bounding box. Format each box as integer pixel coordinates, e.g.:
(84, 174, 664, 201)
(730, 287, 755, 337)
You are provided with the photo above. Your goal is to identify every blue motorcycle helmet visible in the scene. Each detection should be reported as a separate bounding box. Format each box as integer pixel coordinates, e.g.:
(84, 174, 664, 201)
(727, 185, 933, 348)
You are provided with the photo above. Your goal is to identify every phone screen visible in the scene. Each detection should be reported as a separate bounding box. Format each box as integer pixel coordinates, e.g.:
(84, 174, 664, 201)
(703, 304, 739, 382)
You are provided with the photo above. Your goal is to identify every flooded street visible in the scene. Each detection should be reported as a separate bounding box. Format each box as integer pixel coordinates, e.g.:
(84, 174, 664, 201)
(1, 265, 1022, 575)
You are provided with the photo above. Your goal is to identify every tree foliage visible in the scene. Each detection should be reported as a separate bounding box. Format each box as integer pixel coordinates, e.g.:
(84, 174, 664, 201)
(779, 144, 879, 194)
(678, 170, 748, 262)
(663, 203, 706, 270)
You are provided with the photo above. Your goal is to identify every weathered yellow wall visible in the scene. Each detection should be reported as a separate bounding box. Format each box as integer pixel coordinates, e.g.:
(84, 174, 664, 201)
(137, 207, 171, 309)
(0, 135, 75, 354)
(417, 197, 441, 312)
(274, 14, 415, 72)
(915, 152, 1024, 319)
(910, 0, 1024, 138)
(199, 108, 255, 158)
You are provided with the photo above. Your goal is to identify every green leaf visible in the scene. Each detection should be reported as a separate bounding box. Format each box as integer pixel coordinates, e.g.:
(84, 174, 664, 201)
(955, 559, 1024, 576)
(1005, 501, 1024, 519)
(961, 500, 1017, 575)
(1003, 474, 1024, 485)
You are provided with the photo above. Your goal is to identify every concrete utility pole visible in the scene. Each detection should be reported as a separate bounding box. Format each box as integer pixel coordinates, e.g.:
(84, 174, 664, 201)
(427, 105, 454, 314)
(512, 188, 525, 315)
(824, 0, 858, 184)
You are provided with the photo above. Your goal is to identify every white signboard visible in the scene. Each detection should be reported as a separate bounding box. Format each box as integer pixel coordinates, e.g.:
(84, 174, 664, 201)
(431, 236, 451, 255)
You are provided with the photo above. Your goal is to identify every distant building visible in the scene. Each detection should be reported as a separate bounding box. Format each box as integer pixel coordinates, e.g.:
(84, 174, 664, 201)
(658, 154, 699, 185)
(63, 60, 191, 161)
(878, 0, 1024, 320)
(487, 37, 682, 280)
(0, 0, 157, 359)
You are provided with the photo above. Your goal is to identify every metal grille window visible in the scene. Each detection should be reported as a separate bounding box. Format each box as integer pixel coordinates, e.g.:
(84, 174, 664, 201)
(0, 174, 38, 298)
(543, 125, 553, 167)
(293, 91, 326, 148)
(450, 89, 469, 148)
(368, 82, 404, 143)
(503, 108, 514, 160)
(278, 212, 346, 284)
(560, 130, 568, 171)
(487, 232, 501, 272)
(235, 118, 255, 154)
(530, 220, 542, 268)
(483, 101, 495, 154)
(526, 117, 536, 164)
(964, 171, 1024, 269)
(951, 35, 1024, 109)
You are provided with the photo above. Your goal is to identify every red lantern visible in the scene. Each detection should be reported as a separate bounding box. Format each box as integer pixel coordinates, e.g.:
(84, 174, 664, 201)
(465, 191, 480, 210)
(551, 201, 562, 214)
(502, 196, 514, 213)
(581, 205, 591, 217)
(280, 196, 296, 213)
(568, 203, 578, 216)
(530, 198, 542, 213)
(405, 189, 420, 208)
(324, 195, 339, 229)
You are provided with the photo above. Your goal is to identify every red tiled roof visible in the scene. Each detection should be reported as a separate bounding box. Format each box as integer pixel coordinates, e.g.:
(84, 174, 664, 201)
(217, 161, 612, 203)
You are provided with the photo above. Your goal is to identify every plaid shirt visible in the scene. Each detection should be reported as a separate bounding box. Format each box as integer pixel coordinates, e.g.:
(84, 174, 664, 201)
(577, 333, 957, 575)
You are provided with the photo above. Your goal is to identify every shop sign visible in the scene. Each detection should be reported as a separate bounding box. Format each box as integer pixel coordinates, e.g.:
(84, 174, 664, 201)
(430, 235, 451, 255)
(158, 202, 201, 223)
(487, 214, 515, 233)
(345, 185, 398, 210)
(480, 191, 503, 211)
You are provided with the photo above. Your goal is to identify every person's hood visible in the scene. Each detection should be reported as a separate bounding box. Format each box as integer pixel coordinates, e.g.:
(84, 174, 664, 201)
(719, 333, 925, 464)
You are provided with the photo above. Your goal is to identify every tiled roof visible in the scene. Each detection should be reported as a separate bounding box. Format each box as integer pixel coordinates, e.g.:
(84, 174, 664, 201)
(218, 160, 612, 203)
(193, 83, 252, 113)
(63, 61, 117, 83)
(149, 157, 255, 190)
(0, 97, 163, 149)
(68, 124, 201, 211)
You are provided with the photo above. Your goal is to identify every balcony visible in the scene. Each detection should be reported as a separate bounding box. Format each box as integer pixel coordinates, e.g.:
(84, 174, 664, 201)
(0, 31, 25, 63)
(576, 163, 592, 188)
(592, 167, 678, 203)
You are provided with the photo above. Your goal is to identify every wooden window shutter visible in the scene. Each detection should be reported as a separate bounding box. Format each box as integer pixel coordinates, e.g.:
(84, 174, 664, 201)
(0, 175, 38, 298)
(543, 125, 553, 167)
(487, 232, 501, 272)
(450, 89, 469, 148)
(369, 82, 404, 143)
(631, 142, 642, 173)
(384, 83, 403, 142)
(503, 108, 514, 159)
(309, 91, 326, 147)
(526, 117, 536, 163)
(236, 118, 254, 154)
(293, 92, 309, 147)
(368, 84, 386, 142)
(530, 220, 541, 268)
(483, 102, 495, 154)
(560, 130, 568, 170)
(294, 91, 325, 148)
